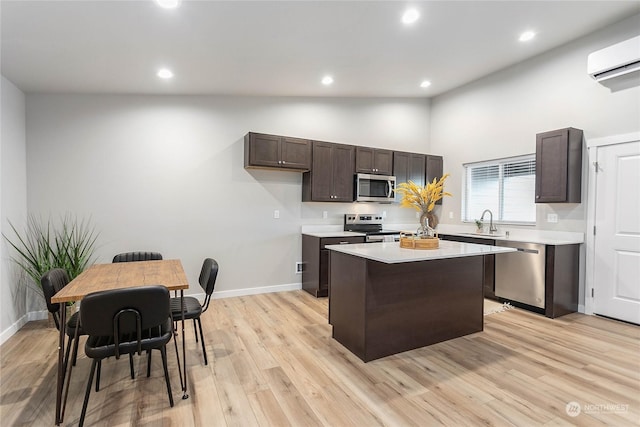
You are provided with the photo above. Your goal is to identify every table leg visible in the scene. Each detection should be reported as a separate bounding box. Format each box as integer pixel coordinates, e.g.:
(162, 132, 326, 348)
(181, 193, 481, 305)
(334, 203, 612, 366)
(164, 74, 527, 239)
(61, 307, 80, 422)
(55, 305, 67, 425)
(181, 290, 188, 399)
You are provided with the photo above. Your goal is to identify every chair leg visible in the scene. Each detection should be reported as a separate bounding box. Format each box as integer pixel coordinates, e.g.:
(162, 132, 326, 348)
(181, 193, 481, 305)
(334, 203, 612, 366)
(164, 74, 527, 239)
(93, 359, 102, 393)
(129, 353, 136, 379)
(160, 346, 174, 407)
(72, 336, 81, 366)
(197, 317, 208, 365)
(63, 337, 73, 375)
(173, 330, 184, 389)
(79, 359, 98, 427)
(147, 350, 152, 378)
(193, 319, 198, 342)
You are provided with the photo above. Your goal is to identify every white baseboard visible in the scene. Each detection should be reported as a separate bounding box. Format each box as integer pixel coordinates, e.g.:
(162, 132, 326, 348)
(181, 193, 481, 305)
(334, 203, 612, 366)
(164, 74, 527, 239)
(212, 282, 302, 299)
(0, 310, 48, 346)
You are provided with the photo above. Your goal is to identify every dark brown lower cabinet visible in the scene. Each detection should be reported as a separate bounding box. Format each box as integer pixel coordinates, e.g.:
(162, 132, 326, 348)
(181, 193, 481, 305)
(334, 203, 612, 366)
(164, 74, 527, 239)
(440, 234, 579, 318)
(544, 244, 580, 318)
(329, 250, 484, 362)
(302, 234, 365, 297)
(439, 234, 496, 299)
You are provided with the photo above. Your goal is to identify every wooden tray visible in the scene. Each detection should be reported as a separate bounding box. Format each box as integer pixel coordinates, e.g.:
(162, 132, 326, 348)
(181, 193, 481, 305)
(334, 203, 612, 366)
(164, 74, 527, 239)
(399, 236, 439, 250)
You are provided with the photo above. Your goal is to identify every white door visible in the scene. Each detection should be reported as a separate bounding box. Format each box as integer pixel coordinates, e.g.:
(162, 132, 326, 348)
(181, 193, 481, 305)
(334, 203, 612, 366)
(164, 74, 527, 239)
(593, 140, 640, 324)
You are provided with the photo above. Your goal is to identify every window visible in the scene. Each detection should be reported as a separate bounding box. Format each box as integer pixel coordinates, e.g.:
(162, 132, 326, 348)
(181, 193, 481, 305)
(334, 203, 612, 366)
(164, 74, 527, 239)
(463, 155, 536, 224)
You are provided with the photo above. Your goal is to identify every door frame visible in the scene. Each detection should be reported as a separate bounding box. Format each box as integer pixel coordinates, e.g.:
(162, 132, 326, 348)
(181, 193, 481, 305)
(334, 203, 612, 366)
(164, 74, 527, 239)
(585, 131, 640, 316)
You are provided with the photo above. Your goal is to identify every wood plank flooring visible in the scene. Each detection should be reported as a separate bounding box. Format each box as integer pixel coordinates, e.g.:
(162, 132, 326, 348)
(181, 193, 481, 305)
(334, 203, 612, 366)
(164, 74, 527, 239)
(1, 290, 639, 426)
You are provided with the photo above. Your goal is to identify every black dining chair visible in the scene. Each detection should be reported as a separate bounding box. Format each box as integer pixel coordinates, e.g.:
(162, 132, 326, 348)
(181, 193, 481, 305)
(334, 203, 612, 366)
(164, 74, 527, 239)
(112, 251, 163, 263)
(78, 285, 175, 427)
(170, 258, 218, 365)
(41, 268, 85, 369)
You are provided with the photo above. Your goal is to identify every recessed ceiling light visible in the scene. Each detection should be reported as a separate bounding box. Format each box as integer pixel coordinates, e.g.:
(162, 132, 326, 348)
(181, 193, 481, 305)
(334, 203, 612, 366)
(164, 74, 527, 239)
(402, 8, 420, 25)
(519, 31, 536, 42)
(420, 80, 431, 88)
(157, 68, 174, 79)
(155, 0, 180, 9)
(322, 76, 334, 86)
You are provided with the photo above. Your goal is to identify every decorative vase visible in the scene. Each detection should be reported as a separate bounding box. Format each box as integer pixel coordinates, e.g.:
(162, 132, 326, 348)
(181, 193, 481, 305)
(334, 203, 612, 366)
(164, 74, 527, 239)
(418, 211, 437, 238)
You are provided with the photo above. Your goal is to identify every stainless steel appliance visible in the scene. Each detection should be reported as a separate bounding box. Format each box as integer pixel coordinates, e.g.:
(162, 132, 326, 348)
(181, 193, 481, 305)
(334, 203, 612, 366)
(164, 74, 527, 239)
(344, 214, 401, 242)
(495, 240, 546, 309)
(355, 173, 396, 203)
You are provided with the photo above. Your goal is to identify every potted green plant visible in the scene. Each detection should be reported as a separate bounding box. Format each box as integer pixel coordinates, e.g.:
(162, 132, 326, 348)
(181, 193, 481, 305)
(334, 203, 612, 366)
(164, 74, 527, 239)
(474, 219, 484, 233)
(2, 214, 99, 303)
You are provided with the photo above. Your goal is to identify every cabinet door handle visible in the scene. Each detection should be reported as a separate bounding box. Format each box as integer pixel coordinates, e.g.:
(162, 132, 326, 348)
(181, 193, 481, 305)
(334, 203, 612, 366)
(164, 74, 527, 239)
(339, 241, 349, 244)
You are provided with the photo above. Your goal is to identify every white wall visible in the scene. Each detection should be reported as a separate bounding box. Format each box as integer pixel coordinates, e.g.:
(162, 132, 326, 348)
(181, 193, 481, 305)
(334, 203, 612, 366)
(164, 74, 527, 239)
(431, 13, 640, 232)
(1, 76, 31, 344)
(25, 95, 430, 296)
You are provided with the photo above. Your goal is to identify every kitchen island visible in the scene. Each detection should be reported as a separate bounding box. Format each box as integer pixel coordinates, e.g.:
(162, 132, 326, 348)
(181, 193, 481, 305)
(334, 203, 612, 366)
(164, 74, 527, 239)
(326, 240, 515, 362)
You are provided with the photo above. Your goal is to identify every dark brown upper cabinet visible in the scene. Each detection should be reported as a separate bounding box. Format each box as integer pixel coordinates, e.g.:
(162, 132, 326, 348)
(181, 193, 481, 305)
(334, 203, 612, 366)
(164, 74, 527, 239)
(355, 147, 393, 175)
(302, 141, 355, 202)
(244, 132, 312, 171)
(393, 152, 426, 202)
(535, 128, 583, 203)
(426, 155, 444, 205)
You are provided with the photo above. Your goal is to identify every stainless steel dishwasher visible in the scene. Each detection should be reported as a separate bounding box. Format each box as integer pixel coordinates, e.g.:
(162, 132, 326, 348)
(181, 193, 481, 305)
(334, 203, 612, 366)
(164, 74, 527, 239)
(494, 240, 546, 308)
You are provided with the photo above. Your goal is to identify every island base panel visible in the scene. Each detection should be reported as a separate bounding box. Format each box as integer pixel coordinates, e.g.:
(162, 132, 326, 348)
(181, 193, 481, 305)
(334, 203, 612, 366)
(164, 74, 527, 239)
(330, 252, 484, 362)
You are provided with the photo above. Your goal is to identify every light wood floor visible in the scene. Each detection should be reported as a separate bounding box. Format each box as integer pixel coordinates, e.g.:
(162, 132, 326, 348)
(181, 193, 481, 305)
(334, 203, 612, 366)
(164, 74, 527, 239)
(1, 290, 639, 426)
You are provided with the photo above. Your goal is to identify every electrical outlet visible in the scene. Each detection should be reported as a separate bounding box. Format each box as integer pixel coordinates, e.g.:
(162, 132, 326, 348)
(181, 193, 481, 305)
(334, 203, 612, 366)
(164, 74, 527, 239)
(449, 211, 454, 219)
(274, 210, 280, 219)
(415, 211, 420, 219)
(547, 213, 558, 223)
(322, 211, 328, 219)
(295, 262, 303, 274)
(382, 211, 387, 218)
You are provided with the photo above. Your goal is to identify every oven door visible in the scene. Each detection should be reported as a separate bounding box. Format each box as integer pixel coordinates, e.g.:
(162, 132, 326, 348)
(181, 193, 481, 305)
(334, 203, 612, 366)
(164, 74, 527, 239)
(366, 233, 401, 243)
(355, 173, 396, 202)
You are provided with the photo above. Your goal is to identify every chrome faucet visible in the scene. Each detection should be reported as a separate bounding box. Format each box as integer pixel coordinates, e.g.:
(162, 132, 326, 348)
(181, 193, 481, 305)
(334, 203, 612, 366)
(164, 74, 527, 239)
(480, 209, 498, 234)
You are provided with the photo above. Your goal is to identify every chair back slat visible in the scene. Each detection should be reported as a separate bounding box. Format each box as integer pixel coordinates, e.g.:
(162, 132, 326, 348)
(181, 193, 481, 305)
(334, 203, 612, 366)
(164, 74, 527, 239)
(81, 286, 170, 338)
(41, 268, 71, 329)
(112, 252, 163, 263)
(199, 258, 218, 312)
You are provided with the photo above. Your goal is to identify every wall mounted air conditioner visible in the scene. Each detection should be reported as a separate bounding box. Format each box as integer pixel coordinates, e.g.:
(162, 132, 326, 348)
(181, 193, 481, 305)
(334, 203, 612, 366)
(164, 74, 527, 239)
(587, 35, 640, 91)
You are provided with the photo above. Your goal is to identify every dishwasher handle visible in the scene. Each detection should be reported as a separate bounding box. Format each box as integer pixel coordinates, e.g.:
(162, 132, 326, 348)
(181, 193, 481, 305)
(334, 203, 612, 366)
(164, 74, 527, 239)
(516, 248, 539, 254)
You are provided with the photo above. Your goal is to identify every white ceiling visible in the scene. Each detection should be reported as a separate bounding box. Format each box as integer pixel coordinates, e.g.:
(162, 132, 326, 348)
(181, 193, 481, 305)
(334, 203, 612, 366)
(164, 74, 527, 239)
(2, 0, 639, 98)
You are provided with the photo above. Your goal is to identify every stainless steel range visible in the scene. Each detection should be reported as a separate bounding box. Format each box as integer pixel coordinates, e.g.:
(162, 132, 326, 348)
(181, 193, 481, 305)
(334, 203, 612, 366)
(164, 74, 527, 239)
(344, 214, 401, 242)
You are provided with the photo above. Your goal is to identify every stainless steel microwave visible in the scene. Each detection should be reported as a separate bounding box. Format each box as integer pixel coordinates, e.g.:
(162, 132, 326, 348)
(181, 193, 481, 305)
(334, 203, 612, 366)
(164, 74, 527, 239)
(355, 173, 396, 203)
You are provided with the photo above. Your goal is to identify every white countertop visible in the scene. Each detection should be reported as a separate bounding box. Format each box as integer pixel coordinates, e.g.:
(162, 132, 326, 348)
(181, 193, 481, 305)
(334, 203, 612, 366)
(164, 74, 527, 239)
(302, 231, 366, 238)
(434, 225, 584, 245)
(301, 224, 584, 245)
(325, 240, 515, 264)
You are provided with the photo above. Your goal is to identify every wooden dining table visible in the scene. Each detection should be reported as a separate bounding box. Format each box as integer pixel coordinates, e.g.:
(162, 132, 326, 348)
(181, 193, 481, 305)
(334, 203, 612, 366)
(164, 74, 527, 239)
(51, 259, 190, 425)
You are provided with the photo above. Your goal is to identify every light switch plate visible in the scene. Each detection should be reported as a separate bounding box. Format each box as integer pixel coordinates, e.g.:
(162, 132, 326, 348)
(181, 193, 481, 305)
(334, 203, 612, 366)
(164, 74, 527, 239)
(274, 210, 280, 219)
(322, 211, 328, 219)
(547, 213, 558, 223)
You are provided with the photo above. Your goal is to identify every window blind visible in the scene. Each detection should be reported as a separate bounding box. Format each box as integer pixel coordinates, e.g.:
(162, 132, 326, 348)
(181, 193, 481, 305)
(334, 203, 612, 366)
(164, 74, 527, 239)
(463, 155, 536, 224)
